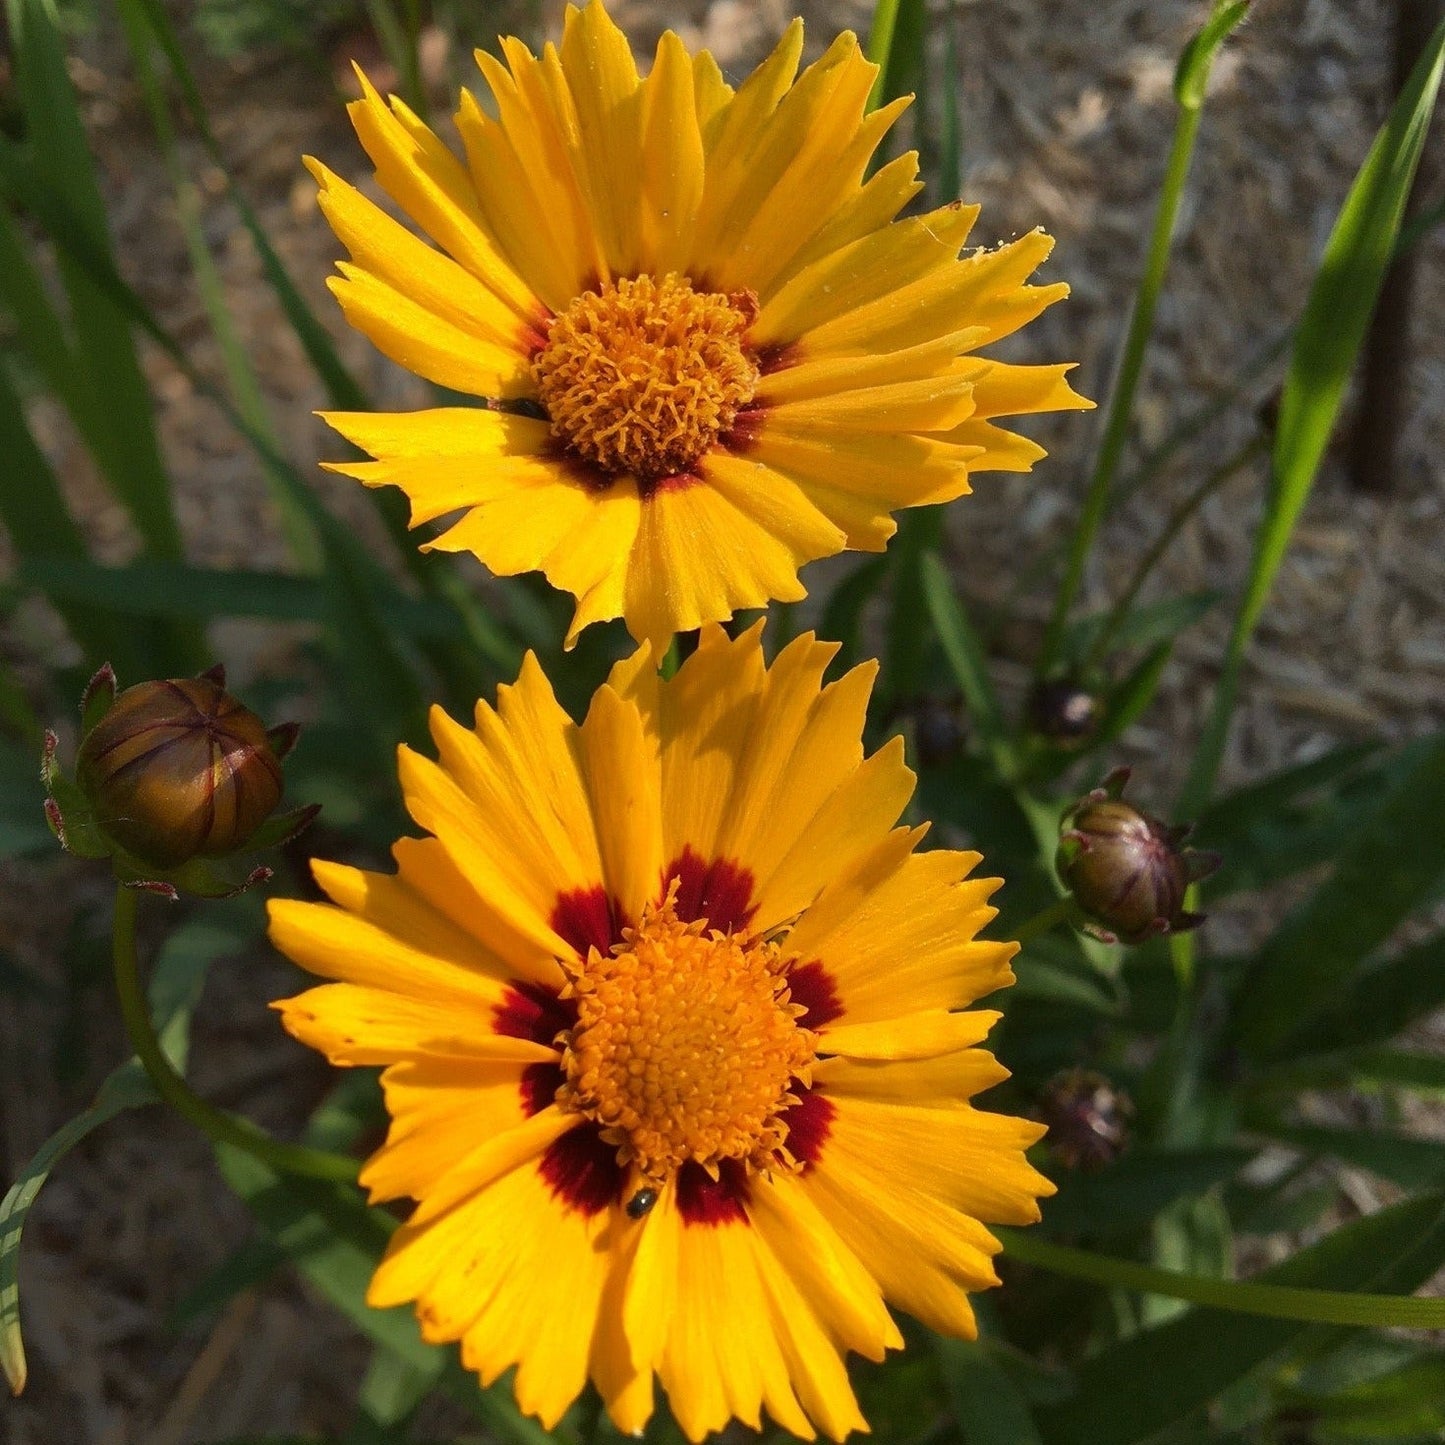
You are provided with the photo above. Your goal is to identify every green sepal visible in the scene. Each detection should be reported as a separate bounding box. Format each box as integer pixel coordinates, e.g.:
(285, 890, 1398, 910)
(40, 731, 109, 858)
(245, 801, 319, 851)
(78, 662, 117, 736)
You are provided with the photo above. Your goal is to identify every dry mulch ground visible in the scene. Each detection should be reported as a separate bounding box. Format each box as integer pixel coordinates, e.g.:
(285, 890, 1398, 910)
(3, 0, 1442, 1439)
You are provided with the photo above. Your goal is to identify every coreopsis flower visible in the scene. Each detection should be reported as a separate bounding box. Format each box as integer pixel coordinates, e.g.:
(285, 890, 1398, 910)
(269, 626, 1053, 1439)
(312, 1, 1090, 654)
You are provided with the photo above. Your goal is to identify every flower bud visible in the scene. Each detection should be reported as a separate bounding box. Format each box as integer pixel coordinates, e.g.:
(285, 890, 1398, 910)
(911, 696, 965, 768)
(1057, 767, 1220, 944)
(1026, 678, 1099, 749)
(76, 676, 282, 866)
(44, 664, 316, 898)
(1038, 1068, 1133, 1171)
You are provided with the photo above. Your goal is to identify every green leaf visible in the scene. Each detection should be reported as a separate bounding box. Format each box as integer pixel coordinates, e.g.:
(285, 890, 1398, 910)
(1183, 19, 1445, 811)
(1251, 1123, 1445, 1192)
(1232, 732, 1445, 1058)
(921, 553, 1012, 776)
(820, 557, 888, 674)
(1029, 1191, 1445, 1445)
(1091, 640, 1172, 752)
(1193, 741, 1384, 892)
(1286, 1354, 1445, 1439)
(216, 1148, 558, 1445)
(936, 1337, 1044, 1445)
(0, 903, 239, 1392)
(1286, 930, 1445, 1058)
(1041, 1147, 1254, 1238)
(126, 0, 367, 412)
(1063, 591, 1219, 668)
(1174, 2, 1251, 109)
(5, 0, 184, 562)
(20, 557, 458, 637)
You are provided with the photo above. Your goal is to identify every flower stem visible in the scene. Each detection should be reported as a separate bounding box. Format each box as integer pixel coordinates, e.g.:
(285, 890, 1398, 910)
(111, 886, 361, 1184)
(1012, 895, 1083, 946)
(1083, 432, 1268, 672)
(1037, 84, 1208, 676)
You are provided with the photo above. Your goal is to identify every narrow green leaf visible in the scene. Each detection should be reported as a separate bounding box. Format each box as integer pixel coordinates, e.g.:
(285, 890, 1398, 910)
(1183, 20, 1445, 811)
(920, 552, 1011, 776)
(1030, 1191, 1445, 1445)
(820, 558, 888, 673)
(936, 1337, 1044, 1445)
(864, 0, 903, 109)
(20, 557, 458, 637)
(1174, 2, 1251, 109)
(1284, 1353, 1445, 1437)
(1090, 640, 1172, 753)
(5, 0, 185, 562)
(1252, 1123, 1445, 1192)
(1288, 931, 1445, 1058)
(1062, 591, 1219, 667)
(1041, 1147, 1254, 1238)
(1233, 732, 1445, 1058)
(129, 0, 368, 413)
(0, 905, 238, 1393)
(0, 363, 135, 670)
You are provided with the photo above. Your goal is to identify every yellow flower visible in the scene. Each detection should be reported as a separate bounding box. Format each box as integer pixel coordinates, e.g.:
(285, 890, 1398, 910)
(311, 1, 1091, 654)
(268, 626, 1054, 1440)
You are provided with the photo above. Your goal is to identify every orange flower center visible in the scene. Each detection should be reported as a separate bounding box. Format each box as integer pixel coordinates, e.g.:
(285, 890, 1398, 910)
(532, 273, 760, 484)
(557, 894, 815, 1183)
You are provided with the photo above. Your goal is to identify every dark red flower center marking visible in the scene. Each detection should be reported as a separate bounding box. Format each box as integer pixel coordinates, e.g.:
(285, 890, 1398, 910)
(677, 1157, 750, 1226)
(720, 406, 765, 453)
(538, 1124, 625, 1218)
(520, 1061, 565, 1117)
(664, 847, 757, 937)
(783, 1086, 835, 1172)
(788, 959, 843, 1029)
(550, 885, 627, 959)
(492, 981, 574, 1047)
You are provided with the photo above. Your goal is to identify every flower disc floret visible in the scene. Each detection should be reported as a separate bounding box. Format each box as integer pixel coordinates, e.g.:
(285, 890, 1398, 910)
(532, 274, 760, 484)
(558, 895, 814, 1179)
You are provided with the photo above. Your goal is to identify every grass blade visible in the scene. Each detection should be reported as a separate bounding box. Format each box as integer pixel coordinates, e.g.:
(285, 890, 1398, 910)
(1182, 18, 1445, 811)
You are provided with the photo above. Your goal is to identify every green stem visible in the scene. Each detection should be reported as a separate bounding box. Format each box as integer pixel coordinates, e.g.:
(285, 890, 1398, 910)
(865, 0, 903, 109)
(1083, 433, 1268, 671)
(1038, 93, 1207, 675)
(111, 886, 361, 1184)
(998, 1228, 1445, 1328)
(1012, 895, 1083, 945)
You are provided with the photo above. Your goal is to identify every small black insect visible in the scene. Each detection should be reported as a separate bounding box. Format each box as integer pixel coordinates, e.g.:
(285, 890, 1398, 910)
(625, 1187, 658, 1220)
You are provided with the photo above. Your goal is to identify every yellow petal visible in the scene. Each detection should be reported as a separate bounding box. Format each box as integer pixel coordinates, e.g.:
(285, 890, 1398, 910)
(579, 682, 665, 926)
(326, 264, 531, 399)
(273, 982, 556, 1067)
(308, 158, 544, 363)
(559, 0, 643, 276)
(641, 31, 705, 275)
(346, 70, 539, 324)
(360, 1056, 534, 1204)
(267, 889, 505, 1005)
(750, 1173, 900, 1360)
(785, 842, 1016, 1021)
(814, 1043, 1011, 1102)
(815, 1009, 1002, 1064)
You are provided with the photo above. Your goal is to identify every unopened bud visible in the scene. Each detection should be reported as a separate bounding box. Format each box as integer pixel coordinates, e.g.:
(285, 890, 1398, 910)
(1038, 1068, 1133, 1171)
(77, 677, 282, 867)
(1026, 678, 1099, 749)
(912, 696, 964, 768)
(45, 664, 315, 898)
(1057, 767, 1220, 944)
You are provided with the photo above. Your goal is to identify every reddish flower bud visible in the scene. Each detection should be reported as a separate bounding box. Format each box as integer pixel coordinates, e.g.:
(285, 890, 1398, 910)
(1038, 1068, 1133, 1171)
(1026, 678, 1099, 749)
(1057, 768, 1220, 944)
(45, 665, 316, 898)
(76, 677, 283, 868)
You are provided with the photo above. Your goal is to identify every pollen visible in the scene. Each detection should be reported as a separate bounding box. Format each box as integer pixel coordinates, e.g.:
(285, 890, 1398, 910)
(531, 273, 760, 486)
(557, 894, 815, 1183)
